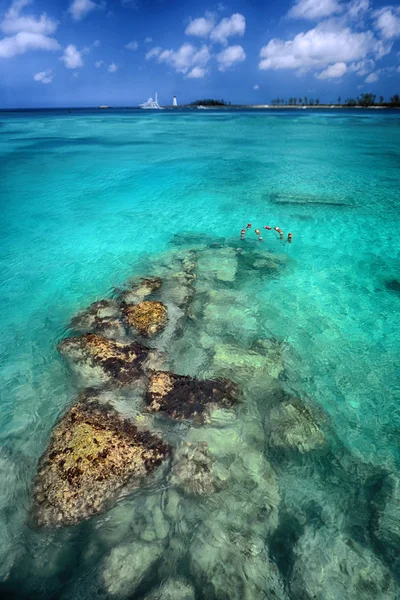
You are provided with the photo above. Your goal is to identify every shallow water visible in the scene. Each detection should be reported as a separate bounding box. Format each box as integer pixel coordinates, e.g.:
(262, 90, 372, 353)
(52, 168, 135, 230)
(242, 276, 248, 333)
(0, 108, 400, 599)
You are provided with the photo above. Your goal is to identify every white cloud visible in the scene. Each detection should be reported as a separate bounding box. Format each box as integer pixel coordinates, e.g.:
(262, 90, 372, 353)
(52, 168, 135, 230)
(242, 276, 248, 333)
(69, 0, 98, 21)
(348, 0, 370, 20)
(373, 7, 400, 40)
(144, 36, 152, 43)
(185, 14, 215, 37)
(145, 46, 161, 60)
(125, 40, 138, 50)
(60, 44, 83, 68)
(349, 58, 375, 75)
(217, 44, 246, 71)
(288, 0, 343, 20)
(1, 0, 58, 35)
(259, 23, 390, 72)
(187, 66, 207, 78)
(95, 59, 103, 67)
(0, 31, 59, 57)
(94, 39, 100, 47)
(210, 13, 245, 45)
(108, 62, 118, 72)
(157, 43, 211, 75)
(365, 71, 378, 82)
(316, 61, 347, 79)
(33, 68, 53, 83)
(254, 84, 259, 90)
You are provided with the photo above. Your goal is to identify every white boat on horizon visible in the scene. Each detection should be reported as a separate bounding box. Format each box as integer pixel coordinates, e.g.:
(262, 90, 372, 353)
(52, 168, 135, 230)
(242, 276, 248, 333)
(197, 105, 206, 110)
(140, 93, 164, 109)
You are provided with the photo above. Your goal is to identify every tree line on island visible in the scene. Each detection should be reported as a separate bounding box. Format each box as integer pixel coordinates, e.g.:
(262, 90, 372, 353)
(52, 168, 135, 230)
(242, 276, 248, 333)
(186, 94, 400, 108)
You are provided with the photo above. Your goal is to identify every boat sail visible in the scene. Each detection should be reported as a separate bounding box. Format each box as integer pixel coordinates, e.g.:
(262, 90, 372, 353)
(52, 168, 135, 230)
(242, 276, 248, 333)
(139, 92, 164, 109)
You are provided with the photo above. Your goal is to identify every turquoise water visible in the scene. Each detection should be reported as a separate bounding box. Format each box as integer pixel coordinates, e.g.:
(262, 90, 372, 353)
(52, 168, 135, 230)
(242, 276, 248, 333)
(0, 108, 400, 599)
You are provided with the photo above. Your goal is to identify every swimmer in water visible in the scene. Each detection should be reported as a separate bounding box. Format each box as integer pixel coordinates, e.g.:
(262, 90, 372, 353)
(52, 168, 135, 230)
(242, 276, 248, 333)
(288, 233, 293, 243)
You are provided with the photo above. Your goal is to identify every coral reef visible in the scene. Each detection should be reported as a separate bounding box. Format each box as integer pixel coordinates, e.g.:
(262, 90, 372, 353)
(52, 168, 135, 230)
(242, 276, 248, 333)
(119, 276, 163, 305)
(145, 371, 238, 422)
(69, 299, 126, 340)
(123, 300, 168, 338)
(33, 396, 170, 527)
(58, 333, 148, 385)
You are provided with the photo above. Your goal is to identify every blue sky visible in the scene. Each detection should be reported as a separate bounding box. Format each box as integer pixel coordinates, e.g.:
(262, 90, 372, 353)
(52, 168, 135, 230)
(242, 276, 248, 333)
(0, 0, 399, 107)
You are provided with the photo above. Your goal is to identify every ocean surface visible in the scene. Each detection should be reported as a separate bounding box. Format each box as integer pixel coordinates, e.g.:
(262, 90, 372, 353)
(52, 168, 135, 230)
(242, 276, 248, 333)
(0, 108, 399, 599)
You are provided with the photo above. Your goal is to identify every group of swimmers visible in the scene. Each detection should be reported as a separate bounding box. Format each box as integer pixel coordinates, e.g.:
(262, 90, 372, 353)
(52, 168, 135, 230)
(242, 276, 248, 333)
(240, 224, 292, 243)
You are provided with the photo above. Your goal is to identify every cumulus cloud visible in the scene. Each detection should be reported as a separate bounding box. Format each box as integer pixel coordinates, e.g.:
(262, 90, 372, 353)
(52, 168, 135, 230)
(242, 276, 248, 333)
(69, 0, 98, 21)
(125, 40, 138, 50)
(365, 71, 378, 82)
(144, 36, 152, 43)
(157, 43, 211, 75)
(145, 46, 161, 60)
(316, 61, 347, 79)
(60, 44, 83, 68)
(259, 23, 390, 72)
(373, 7, 400, 40)
(33, 68, 53, 83)
(0, 30, 59, 57)
(0, 0, 60, 58)
(210, 13, 245, 45)
(95, 59, 103, 67)
(348, 58, 375, 75)
(217, 44, 246, 71)
(288, 0, 343, 20)
(108, 62, 117, 72)
(187, 66, 207, 78)
(185, 14, 215, 37)
(348, 0, 370, 20)
(1, 0, 58, 35)
(254, 84, 259, 89)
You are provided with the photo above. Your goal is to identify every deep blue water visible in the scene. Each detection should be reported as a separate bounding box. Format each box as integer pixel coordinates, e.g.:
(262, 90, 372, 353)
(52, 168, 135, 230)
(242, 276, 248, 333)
(0, 108, 399, 600)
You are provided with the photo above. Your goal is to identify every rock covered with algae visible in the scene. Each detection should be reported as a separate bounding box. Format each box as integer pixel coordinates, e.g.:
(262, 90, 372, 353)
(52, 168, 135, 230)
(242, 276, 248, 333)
(33, 397, 171, 527)
(119, 276, 163, 305)
(291, 526, 399, 600)
(144, 578, 195, 600)
(69, 299, 126, 340)
(123, 300, 168, 338)
(58, 333, 148, 385)
(145, 371, 238, 422)
(266, 395, 326, 453)
(101, 539, 163, 597)
(376, 473, 400, 550)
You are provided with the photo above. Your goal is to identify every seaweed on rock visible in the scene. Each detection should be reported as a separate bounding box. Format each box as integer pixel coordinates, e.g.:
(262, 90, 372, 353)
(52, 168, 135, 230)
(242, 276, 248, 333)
(58, 333, 148, 385)
(145, 371, 238, 422)
(33, 395, 171, 527)
(123, 300, 168, 338)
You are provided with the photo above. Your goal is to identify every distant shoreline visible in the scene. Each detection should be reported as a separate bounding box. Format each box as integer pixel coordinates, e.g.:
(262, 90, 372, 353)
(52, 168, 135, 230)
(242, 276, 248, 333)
(0, 105, 399, 112)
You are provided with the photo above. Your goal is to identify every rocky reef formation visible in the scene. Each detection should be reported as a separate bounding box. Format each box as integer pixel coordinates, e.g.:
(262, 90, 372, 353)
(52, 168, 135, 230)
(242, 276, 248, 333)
(69, 299, 126, 340)
(33, 397, 170, 527)
(144, 578, 195, 600)
(291, 526, 398, 600)
(58, 333, 148, 385)
(169, 442, 223, 495)
(266, 395, 326, 453)
(145, 371, 238, 422)
(119, 276, 163, 305)
(123, 300, 168, 338)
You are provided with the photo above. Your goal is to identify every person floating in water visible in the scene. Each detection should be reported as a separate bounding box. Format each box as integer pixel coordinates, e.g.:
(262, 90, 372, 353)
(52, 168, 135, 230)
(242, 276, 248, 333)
(288, 233, 293, 243)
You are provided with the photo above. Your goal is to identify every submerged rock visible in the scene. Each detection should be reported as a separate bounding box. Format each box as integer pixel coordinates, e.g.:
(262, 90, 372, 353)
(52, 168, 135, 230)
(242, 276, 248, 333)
(145, 371, 238, 422)
(119, 276, 162, 305)
(266, 396, 325, 453)
(144, 578, 195, 600)
(191, 528, 287, 600)
(169, 441, 223, 495)
(123, 300, 168, 338)
(102, 539, 163, 597)
(291, 527, 399, 600)
(58, 333, 148, 385)
(69, 299, 126, 340)
(196, 247, 238, 283)
(376, 474, 400, 550)
(33, 398, 170, 527)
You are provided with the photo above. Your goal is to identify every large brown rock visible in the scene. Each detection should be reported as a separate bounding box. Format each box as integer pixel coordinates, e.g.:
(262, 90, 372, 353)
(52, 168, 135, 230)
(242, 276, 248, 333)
(58, 333, 148, 385)
(123, 301, 168, 338)
(33, 397, 170, 527)
(69, 299, 126, 340)
(145, 371, 238, 422)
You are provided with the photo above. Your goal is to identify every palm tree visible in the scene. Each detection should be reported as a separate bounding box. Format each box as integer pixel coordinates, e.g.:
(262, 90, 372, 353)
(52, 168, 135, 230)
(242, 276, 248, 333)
(315, 98, 320, 105)
(298, 97, 303, 105)
(337, 96, 341, 105)
(304, 96, 308, 105)
(379, 95, 384, 104)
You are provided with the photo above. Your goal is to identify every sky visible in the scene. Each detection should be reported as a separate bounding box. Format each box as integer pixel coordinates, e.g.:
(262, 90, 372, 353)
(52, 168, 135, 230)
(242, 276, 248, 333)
(0, 0, 399, 107)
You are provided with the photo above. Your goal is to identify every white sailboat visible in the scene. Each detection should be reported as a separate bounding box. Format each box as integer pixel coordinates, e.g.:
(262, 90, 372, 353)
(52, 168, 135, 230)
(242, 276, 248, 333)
(140, 92, 164, 109)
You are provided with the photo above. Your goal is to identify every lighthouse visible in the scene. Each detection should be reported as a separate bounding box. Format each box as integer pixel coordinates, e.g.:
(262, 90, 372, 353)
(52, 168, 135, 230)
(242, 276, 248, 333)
(173, 96, 178, 107)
